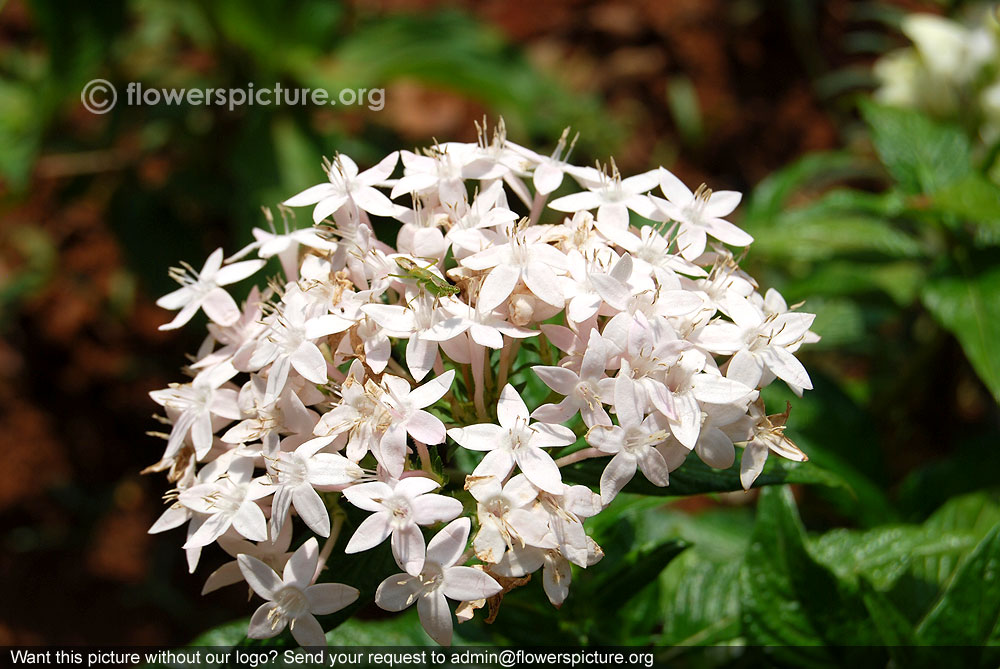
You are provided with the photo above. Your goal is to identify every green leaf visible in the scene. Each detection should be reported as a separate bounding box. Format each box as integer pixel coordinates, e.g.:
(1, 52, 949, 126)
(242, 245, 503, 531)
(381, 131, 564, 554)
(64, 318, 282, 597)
(921, 262, 1000, 403)
(324, 610, 435, 645)
(810, 525, 977, 591)
(933, 174, 1000, 232)
(860, 101, 972, 194)
(563, 449, 849, 497)
(659, 553, 742, 647)
(739, 487, 882, 666)
(749, 213, 924, 261)
(744, 152, 867, 223)
(187, 618, 250, 647)
(858, 579, 920, 663)
(591, 539, 688, 613)
(917, 526, 1000, 653)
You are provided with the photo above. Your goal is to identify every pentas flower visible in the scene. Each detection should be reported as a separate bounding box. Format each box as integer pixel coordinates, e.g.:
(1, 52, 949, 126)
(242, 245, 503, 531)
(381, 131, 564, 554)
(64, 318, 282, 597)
(179, 457, 272, 548)
(343, 475, 462, 576)
(241, 537, 359, 647)
(739, 400, 808, 490)
(448, 384, 575, 494)
(460, 226, 567, 312)
(149, 126, 819, 646)
(693, 295, 816, 392)
(465, 474, 552, 564)
(375, 518, 502, 646)
(283, 152, 400, 223)
(532, 332, 615, 428)
(586, 372, 673, 505)
(548, 164, 660, 231)
(149, 362, 241, 461)
(157, 248, 266, 331)
(652, 169, 753, 261)
(267, 441, 363, 537)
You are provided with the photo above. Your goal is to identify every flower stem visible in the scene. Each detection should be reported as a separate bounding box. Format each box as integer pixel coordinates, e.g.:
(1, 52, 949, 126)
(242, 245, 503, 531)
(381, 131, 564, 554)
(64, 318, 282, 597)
(496, 337, 520, 391)
(314, 509, 345, 581)
(528, 190, 549, 227)
(555, 447, 602, 468)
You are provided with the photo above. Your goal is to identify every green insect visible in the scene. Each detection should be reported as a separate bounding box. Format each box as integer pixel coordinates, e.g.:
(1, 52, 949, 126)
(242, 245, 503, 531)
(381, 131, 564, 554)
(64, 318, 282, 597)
(393, 257, 460, 296)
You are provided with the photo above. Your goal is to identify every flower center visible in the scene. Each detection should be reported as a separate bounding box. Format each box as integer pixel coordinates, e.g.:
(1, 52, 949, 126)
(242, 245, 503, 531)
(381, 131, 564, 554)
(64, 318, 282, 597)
(271, 586, 310, 624)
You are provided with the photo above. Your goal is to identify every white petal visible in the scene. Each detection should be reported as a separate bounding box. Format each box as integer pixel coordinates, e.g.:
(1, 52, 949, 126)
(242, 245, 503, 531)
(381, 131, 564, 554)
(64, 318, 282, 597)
(696, 428, 736, 469)
(417, 591, 453, 646)
(201, 287, 241, 326)
(393, 522, 427, 576)
(375, 573, 421, 611)
(289, 613, 326, 648)
(293, 486, 331, 537)
(307, 583, 359, 615)
(284, 183, 337, 207)
(345, 513, 392, 553)
(522, 263, 564, 308)
(477, 264, 521, 313)
(238, 554, 283, 600)
(248, 603, 284, 638)
(290, 341, 328, 384)
(740, 440, 769, 490)
(496, 384, 529, 428)
(600, 451, 637, 505)
(233, 502, 268, 542)
(448, 424, 503, 451)
(515, 447, 563, 494)
(443, 566, 502, 601)
(412, 494, 463, 526)
(427, 517, 471, 567)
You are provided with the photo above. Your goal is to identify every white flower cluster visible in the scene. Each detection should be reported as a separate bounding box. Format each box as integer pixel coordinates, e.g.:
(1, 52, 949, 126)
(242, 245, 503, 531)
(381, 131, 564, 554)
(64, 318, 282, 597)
(147, 123, 817, 646)
(875, 10, 1000, 142)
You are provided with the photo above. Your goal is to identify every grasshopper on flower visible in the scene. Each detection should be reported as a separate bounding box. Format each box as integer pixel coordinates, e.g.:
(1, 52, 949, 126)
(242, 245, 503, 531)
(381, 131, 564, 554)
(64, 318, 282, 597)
(393, 257, 460, 297)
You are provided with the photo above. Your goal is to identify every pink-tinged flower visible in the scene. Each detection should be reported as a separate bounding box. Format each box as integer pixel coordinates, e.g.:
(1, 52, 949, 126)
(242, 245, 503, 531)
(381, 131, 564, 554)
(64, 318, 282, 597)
(149, 362, 242, 461)
(494, 538, 603, 607)
(447, 384, 575, 494)
(392, 144, 506, 207)
(157, 248, 265, 330)
(378, 371, 456, 475)
(375, 518, 502, 645)
(283, 152, 400, 223)
(532, 332, 615, 428)
(692, 295, 816, 392)
(465, 474, 552, 563)
(267, 440, 364, 537)
(506, 128, 581, 195)
(343, 475, 462, 576)
(179, 457, 272, 547)
(247, 290, 352, 402)
(240, 537, 359, 647)
(652, 169, 753, 261)
(202, 521, 294, 595)
(461, 230, 567, 313)
(229, 225, 338, 280)
(362, 292, 468, 381)
(586, 373, 673, 505)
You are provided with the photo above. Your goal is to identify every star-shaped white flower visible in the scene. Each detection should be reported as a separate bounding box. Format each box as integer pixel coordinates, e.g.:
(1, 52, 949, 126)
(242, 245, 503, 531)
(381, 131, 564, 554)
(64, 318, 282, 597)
(375, 518, 502, 646)
(343, 475, 462, 576)
(240, 537, 359, 647)
(157, 248, 265, 330)
(447, 384, 575, 494)
(283, 152, 400, 223)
